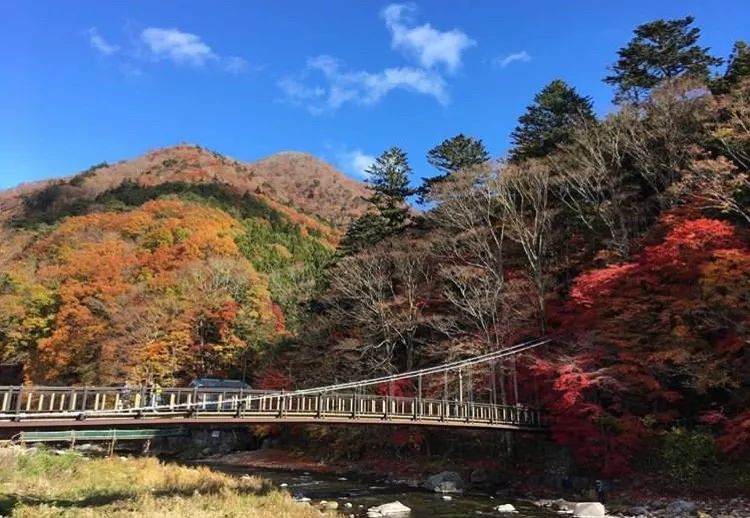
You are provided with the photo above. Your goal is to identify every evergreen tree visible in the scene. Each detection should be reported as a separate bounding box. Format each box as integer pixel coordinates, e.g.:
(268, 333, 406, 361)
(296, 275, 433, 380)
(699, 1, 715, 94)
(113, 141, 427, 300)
(604, 16, 722, 103)
(338, 213, 390, 255)
(365, 146, 414, 229)
(421, 134, 489, 200)
(711, 41, 750, 94)
(340, 147, 414, 254)
(509, 80, 595, 162)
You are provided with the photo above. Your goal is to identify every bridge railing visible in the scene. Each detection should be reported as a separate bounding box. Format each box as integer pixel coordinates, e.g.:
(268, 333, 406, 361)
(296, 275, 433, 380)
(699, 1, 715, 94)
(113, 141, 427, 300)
(0, 386, 543, 429)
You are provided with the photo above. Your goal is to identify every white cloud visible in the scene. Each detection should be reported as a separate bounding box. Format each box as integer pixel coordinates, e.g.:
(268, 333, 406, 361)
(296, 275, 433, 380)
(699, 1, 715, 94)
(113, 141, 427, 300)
(224, 56, 248, 74)
(382, 3, 475, 73)
(88, 27, 119, 56)
(494, 51, 532, 68)
(278, 77, 325, 101)
(338, 149, 376, 179)
(280, 4, 469, 113)
(140, 27, 217, 66)
(88, 26, 250, 75)
(280, 54, 448, 113)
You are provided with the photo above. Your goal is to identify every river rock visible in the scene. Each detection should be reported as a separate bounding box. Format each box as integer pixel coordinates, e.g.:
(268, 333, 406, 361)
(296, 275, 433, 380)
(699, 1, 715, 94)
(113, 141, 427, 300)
(629, 505, 649, 516)
(367, 501, 411, 517)
(666, 500, 697, 515)
(534, 499, 576, 512)
(494, 503, 518, 513)
(423, 471, 465, 493)
(319, 500, 339, 510)
(573, 502, 606, 517)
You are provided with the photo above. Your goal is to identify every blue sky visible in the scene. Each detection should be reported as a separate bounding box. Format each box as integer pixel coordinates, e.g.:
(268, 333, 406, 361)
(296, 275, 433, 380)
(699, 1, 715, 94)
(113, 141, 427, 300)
(1, 1, 747, 190)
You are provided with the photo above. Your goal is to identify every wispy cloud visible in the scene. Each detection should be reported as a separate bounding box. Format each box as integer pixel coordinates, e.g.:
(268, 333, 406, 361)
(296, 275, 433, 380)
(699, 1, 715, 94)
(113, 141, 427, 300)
(140, 27, 217, 67)
(382, 3, 475, 73)
(88, 27, 119, 56)
(280, 4, 470, 113)
(494, 51, 532, 68)
(337, 148, 376, 179)
(280, 55, 448, 114)
(86, 26, 251, 76)
(224, 56, 249, 74)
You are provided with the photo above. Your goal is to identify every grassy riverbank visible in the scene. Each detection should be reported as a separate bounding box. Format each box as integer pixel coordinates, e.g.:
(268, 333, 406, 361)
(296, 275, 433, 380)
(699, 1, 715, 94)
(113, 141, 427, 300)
(0, 447, 334, 517)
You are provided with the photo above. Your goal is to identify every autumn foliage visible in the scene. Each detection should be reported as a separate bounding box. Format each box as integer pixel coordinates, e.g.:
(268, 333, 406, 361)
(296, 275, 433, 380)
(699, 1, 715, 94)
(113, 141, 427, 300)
(537, 213, 750, 474)
(1, 199, 283, 384)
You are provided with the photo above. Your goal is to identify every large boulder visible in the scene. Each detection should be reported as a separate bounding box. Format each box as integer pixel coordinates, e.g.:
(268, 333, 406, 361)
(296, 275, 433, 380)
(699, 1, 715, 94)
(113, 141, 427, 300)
(423, 471, 465, 493)
(494, 503, 518, 513)
(573, 502, 606, 517)
(367, 501, 411, 517)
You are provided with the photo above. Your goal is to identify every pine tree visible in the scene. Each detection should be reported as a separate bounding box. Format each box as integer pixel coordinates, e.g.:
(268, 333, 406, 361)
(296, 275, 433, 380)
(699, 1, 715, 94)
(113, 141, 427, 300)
(365, 146, 414, 230)
(340, 147, 414, 254)
(604, 17, 722, 103)
(711, 41, 750, 94)
(509, 80, 595, 162)
(421, 134, 489, 200)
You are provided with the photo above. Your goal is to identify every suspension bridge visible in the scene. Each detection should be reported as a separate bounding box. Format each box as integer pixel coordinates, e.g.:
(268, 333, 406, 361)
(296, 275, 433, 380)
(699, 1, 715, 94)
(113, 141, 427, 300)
(0, 338, 548, 433)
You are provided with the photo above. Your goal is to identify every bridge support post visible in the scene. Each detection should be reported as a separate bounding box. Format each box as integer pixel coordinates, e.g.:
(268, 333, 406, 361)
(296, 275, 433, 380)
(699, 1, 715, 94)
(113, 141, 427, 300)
(13, 386, 23, 422)
(417, 374, 422, 419)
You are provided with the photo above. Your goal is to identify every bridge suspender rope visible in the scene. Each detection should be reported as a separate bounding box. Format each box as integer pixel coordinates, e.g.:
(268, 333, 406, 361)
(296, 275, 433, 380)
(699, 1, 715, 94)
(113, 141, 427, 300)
(282, 337, 549, 398)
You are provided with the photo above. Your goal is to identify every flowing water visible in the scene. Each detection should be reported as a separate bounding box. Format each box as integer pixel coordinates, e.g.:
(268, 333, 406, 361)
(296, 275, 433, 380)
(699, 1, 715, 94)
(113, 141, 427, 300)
(210, 464, 558, 517)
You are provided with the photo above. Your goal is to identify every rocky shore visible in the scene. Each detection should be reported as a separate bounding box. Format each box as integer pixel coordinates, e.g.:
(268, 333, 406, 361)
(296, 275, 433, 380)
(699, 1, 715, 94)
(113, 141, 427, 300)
(204, 449, 750, 518)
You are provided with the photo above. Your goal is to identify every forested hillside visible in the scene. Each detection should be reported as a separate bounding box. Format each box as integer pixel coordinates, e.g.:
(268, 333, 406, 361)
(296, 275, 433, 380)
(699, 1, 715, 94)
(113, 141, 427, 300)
(1, 15, 749, 486)
(282, 20, 750, 482)
(0, 153, 347, 385)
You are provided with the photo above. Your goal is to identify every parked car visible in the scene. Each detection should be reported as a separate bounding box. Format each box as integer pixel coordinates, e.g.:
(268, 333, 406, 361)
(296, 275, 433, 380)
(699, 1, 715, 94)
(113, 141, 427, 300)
(188, 378, 252, 410)
(188, 378, 252, 390)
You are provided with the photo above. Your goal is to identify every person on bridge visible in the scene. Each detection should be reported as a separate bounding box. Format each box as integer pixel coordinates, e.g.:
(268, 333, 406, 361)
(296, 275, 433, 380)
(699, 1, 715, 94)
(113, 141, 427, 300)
(149, 382, 163, 409)
(119, 382, 132, 409)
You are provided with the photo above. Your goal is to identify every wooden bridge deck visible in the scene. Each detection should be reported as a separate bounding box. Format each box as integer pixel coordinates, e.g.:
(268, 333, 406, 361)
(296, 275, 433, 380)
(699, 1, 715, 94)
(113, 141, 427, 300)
(0, 386, 545, 432)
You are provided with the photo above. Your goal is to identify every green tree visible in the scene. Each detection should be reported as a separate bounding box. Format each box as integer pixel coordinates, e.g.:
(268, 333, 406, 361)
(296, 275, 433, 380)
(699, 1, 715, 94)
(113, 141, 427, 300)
(338, 212, 391, 255)
(604, 16, 722, 103)
(365, 147, 414, 230)
(509, 79, 595, 162)
(422, 134, 489, 198)
(340, 147, 414, 254)
(711, 41, 750, 94)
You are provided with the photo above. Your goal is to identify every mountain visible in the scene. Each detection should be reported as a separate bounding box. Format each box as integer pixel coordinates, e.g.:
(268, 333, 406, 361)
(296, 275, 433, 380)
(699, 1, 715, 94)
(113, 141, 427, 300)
(0, 144, 369, 229)
(0, 145, 367, 385)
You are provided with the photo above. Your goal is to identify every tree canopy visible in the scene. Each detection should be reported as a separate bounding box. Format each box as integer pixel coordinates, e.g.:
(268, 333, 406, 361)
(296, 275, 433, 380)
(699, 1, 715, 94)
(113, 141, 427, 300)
(509, 79, 595, 162)
(604, 16, 722, 102)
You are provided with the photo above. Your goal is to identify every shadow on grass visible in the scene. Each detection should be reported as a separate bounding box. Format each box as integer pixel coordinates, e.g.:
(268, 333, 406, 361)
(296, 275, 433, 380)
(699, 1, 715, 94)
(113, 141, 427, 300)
(0, 482, 274, 514)
(0, 491, 133, 514)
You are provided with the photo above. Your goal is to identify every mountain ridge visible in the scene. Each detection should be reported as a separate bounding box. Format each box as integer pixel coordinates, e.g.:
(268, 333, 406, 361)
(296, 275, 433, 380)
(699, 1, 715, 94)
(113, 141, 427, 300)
(0, 144, 370, 229)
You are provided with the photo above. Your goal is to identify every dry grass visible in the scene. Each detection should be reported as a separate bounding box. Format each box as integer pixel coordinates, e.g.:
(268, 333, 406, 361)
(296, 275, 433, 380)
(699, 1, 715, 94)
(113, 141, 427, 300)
(0, 447, 334, 517)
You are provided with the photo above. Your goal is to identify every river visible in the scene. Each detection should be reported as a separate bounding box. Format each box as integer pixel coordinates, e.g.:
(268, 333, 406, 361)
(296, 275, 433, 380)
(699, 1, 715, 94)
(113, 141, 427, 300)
(209, 463, 558, 517)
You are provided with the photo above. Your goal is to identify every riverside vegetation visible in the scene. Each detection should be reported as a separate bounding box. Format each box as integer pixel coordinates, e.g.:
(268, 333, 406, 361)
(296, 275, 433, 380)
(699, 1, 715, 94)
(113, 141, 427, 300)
(0, 447, 335, 518)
